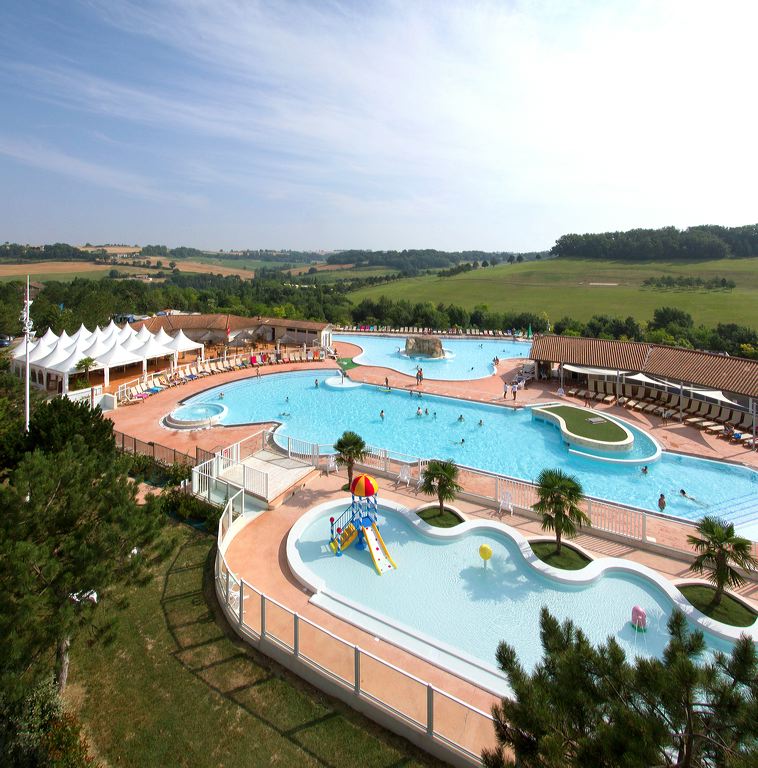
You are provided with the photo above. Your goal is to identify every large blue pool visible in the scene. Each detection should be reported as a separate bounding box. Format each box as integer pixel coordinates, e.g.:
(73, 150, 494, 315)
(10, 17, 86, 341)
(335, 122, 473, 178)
(291, 504, 750, 692)
(183, 372, 758, 527)
(334, 333, 531, 380)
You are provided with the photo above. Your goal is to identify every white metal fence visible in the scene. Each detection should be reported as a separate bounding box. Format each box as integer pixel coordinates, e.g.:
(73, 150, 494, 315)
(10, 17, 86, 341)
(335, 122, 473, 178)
(214, 493, 496, 766)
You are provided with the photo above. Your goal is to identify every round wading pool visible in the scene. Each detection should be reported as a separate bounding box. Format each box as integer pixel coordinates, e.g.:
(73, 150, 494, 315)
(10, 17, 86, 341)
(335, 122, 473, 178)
(164, 402, 227, 429)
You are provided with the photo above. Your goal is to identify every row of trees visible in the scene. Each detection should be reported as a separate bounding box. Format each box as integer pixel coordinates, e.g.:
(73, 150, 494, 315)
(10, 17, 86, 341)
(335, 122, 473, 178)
(552, 224, 758, 261)
(642, 275, 736, 290)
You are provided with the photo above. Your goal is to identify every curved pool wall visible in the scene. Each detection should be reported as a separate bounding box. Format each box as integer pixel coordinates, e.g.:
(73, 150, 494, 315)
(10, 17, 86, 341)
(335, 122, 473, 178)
(179, 371, 758, 522)
(288, 501, 756, 695)
(334, 333, 532, 380)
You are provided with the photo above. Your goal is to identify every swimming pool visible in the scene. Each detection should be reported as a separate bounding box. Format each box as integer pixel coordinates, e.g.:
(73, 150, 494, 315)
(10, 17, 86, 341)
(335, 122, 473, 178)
(181, 371, 758, 523)
(289, 501, 753, 693)
(334, 333, 531, 380)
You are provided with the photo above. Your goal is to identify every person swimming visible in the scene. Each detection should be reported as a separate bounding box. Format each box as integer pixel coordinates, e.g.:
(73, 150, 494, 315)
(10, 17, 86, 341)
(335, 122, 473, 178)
(641, 465, 648, 475)
(314, 379, 319, 388)
(218, 392, 224, 399)
(380, 410, 384, 420)
(458, 414, 464, 421)
(478, 419, 484, 426)
(424, 408, 429, 415)
(417, 407, 423, 416)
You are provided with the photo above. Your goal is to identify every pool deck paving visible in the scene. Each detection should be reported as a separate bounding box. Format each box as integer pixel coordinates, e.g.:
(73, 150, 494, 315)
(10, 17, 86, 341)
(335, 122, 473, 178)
(106, 347, 758, 759)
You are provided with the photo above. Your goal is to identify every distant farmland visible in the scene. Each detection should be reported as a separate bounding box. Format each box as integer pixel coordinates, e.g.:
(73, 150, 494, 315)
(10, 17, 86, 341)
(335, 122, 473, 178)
(347, 257, 758, 328)
(0, 261, 144, 282)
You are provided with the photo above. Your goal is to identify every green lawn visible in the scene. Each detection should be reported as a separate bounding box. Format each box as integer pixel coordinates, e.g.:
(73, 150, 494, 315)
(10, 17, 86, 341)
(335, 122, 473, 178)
(539, 404, 627, 443)
(67, 523, 443, 768)
(531, 541, 592, 570)
(347, 257, 758, 327)
(416, 506, 464, 528)
(678, 584, 757, 628)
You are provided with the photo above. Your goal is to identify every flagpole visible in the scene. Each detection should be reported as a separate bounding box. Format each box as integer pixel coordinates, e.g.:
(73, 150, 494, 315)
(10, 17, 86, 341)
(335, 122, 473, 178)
(23, 275, 33, 432)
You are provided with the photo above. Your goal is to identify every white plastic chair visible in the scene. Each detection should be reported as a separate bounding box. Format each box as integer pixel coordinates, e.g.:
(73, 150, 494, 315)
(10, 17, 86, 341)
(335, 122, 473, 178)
(325, 455, 337, 475)
(396, 464, 411, 487)
(498, 491, 514, 518)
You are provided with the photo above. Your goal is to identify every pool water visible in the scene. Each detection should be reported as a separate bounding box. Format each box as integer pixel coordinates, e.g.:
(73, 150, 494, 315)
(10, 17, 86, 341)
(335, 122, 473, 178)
(183, 372, 758, 522)
(294, 506, 740, 680)
(334, 333, 531, 380)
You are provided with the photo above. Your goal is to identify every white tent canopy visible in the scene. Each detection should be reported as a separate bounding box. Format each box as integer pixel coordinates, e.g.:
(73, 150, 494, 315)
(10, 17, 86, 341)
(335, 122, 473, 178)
(623, 372, 664, 385)
(135, 325, 154, 343)
(117, 325, 137, 342)
(130, 336, 174, 367)
(38, 327, 59, 345)
(563, 364, 629, 377)
(163, 328, 203, 353)
(153, 327, 174, 346)
(83, 335, 117, 361)
(15, 321, 206, 392)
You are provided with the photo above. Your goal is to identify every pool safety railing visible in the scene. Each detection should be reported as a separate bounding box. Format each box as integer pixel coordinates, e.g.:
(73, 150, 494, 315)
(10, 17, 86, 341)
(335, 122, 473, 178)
(214, 494, 496, 767)
(193, 455, 269, 504)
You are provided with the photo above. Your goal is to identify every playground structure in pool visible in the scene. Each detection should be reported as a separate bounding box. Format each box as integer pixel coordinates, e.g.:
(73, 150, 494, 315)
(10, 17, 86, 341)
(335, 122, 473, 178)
(328, 474, 398, 575)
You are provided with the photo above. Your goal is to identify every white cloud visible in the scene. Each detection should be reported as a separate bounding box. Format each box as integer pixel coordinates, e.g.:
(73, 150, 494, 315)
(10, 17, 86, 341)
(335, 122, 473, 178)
(0, 135, 204, 206)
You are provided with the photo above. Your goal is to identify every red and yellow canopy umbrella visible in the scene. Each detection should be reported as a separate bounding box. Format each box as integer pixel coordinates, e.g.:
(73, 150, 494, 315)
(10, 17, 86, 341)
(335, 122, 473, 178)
(350, 473, 378, 497)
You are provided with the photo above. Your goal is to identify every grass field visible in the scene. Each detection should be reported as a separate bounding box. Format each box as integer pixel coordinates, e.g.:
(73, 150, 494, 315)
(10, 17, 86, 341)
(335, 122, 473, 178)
(539, 405, 628, 442)
(347, 257, 758, 328)
(67, 523, 441, 767)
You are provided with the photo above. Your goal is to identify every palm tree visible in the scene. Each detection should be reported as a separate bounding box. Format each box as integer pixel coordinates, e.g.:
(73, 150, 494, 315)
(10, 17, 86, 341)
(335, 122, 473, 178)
(333, 431, 367, 487)
(533, 468, 590, 554)
(419, 459, 462, 515)
(75, 356, 96, 385)
(687, 516, 758, 607)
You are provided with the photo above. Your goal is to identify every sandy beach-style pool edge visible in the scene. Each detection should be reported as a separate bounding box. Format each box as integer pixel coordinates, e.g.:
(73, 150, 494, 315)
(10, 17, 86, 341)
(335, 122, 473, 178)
(285, 499, 758, 696)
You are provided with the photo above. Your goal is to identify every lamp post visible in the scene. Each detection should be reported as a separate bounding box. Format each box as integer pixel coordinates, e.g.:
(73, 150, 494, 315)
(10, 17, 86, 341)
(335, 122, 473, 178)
(20, 275, 33, 432)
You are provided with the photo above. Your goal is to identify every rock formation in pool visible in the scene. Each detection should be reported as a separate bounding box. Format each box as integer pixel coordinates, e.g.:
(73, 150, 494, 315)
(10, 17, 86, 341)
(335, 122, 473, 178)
(405, 335, 444, 358)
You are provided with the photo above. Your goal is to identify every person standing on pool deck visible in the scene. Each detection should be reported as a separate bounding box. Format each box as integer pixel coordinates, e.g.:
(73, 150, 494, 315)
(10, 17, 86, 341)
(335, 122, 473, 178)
(511, 383, 518, 401)
(385, 376, 389, 389)
(658, 493, 666, 511)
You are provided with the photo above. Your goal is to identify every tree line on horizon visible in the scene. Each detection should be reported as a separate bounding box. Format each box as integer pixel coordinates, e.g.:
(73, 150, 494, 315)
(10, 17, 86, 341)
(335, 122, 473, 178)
(552, 223, 758, 261)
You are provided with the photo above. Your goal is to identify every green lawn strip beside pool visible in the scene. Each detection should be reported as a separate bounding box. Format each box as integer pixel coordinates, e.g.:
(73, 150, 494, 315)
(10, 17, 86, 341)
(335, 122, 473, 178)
(541, 404, 628, 443)
(337, 357, 359, 370)
(416, 507, 464, 528)
(68, 523, 442, 768)
(531, 541, 592, 570)
(678, 584, 757, 628)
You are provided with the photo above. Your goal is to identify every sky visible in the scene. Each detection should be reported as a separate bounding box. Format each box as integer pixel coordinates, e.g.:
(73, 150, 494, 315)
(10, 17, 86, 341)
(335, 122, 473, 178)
(1, 0, 757, 252)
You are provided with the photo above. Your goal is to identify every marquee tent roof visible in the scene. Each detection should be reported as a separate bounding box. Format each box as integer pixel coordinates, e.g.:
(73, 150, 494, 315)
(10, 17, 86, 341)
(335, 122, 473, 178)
(38, 327, 59, 345)
(130, 336, 174, 360)
(95, 342, 145, 368)
(153, 327, 174, 346)
(163, 329, 203, 352)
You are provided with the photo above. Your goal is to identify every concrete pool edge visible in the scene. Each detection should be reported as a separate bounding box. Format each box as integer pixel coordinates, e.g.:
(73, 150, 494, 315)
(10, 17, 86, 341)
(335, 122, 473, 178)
(285, 501, 758, 695)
